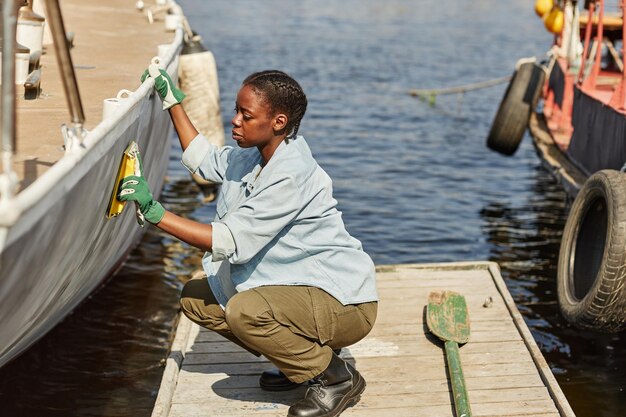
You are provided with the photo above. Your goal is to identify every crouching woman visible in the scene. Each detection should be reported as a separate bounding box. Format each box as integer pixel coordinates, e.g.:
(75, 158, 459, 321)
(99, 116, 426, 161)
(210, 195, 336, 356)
(120, 69, 378, 416)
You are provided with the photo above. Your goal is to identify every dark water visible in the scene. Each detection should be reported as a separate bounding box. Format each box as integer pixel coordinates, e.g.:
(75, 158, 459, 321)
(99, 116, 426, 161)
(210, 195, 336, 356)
(1, 1, 624, 416)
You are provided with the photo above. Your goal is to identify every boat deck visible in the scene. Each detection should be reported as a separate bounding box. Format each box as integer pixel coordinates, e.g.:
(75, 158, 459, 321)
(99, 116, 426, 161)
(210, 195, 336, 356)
(152, 262, 575, 417)
(11, 0, 172, 191)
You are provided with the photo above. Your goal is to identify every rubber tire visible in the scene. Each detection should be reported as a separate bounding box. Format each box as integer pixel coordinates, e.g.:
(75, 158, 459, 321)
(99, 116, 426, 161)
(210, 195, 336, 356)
(557, 170, 626, 332)
(487, 61, 545, 156)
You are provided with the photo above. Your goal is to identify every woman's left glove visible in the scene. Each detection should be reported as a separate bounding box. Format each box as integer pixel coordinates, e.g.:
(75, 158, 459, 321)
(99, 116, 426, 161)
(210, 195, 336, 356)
(141, 67, 186, 110)
(118, 175, 165, 224)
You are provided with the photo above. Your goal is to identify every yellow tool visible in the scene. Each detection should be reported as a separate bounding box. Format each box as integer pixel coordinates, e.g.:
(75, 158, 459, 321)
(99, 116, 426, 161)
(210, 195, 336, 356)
(106, 141, 145, 226)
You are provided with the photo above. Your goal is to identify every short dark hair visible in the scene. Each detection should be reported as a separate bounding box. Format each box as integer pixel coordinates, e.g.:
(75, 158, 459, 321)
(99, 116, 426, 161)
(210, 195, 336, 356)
(242, 70, 307, 139)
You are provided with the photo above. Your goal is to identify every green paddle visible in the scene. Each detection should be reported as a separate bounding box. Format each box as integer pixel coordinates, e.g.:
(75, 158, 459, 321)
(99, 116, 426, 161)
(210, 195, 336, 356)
(427, 290, 472, 417)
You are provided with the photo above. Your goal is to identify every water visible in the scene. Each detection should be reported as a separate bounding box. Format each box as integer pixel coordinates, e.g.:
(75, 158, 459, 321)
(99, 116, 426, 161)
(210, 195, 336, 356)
(1, 1, 624, 416)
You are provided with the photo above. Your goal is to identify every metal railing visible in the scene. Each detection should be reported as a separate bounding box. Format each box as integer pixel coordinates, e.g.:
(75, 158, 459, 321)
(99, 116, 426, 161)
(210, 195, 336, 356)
(43, 0, 84, 128)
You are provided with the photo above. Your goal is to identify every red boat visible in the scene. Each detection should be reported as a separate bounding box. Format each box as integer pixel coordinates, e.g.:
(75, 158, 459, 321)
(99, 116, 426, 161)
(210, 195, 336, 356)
(488, 0, 626, 332)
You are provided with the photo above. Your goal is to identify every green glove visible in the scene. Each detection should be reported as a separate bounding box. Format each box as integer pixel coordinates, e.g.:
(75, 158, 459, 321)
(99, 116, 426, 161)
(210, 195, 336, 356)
(141, 66, 186, 110)
(118, 175, 165, 224)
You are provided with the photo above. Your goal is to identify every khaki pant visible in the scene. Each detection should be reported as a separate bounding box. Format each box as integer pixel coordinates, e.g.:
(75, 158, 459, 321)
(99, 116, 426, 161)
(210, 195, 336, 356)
(180, 278, 377, 383)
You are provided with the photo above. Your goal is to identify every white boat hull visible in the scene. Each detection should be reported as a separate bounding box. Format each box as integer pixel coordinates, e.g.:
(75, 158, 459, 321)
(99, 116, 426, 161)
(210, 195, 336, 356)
(0, 36, 183, 368)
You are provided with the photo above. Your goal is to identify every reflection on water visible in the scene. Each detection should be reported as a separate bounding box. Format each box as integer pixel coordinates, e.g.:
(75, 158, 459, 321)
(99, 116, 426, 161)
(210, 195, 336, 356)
(0, 1, 624, 416)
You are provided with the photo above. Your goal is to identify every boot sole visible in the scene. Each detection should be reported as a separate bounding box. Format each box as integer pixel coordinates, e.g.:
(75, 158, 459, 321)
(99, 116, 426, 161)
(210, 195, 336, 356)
(332, 373, 366, 417)
(259, 381, 302, 392)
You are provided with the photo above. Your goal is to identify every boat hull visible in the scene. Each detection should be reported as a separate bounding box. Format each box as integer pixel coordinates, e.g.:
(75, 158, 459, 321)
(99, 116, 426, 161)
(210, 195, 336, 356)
(528, 111, 587, 196)
(0, 47, 181, 369)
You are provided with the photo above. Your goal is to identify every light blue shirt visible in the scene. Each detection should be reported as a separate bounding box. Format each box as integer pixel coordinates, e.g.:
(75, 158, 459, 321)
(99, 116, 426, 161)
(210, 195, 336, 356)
(181, 134, 378, 307)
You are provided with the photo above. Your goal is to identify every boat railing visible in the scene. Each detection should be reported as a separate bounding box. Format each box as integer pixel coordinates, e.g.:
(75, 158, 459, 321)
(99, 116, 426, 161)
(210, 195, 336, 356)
(578, 0, 626, 110)
(544, 0, 626, 136)
(1, 0, 87, 205)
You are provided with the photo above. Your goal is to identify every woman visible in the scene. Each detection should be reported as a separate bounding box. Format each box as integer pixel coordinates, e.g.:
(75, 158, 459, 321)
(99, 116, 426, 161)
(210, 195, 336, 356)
(120, 69, 378, 417)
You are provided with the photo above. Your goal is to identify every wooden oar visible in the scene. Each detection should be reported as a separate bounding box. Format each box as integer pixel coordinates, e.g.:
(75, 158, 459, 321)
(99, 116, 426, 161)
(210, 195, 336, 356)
(427, 290, 472, 417)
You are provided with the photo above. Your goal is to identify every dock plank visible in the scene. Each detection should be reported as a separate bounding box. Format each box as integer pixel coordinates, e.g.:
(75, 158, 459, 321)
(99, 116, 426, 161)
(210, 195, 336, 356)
(152, 262, 575, 417)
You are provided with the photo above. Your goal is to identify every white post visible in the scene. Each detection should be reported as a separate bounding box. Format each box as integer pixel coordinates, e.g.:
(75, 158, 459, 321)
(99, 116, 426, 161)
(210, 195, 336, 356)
(1, 0, 20, 201)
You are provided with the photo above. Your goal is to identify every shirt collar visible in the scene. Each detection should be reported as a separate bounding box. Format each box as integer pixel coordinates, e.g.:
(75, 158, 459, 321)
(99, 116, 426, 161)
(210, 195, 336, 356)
(241, 137, 300, 192)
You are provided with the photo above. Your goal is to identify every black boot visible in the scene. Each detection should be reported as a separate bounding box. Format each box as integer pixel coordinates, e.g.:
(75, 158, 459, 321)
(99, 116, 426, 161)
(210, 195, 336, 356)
(259, 349, 343, 392)
(287, 352, 365, 417)
(259, 369, 302, 391)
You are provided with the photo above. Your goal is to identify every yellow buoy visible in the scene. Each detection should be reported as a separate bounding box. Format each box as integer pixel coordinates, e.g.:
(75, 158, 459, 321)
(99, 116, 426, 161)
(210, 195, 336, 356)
(544, 6, 564, 34)
(535, 0, 553, 18)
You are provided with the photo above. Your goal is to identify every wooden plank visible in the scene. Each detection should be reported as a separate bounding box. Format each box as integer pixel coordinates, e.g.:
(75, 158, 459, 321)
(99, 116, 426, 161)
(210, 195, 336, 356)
(188, 338, 530, 357)
(183, 350, 537, 370)
(179, 360, 541, 383)
(485, 264, 576, 417)
(374, 307, 511, 323)
(192, 320, 524, 341)
(376, 275, 494, 287)
(167, 399, 560, 417)
(377, 291, 503, 304)
(368, 325, 524, 342)
(172, 373, 545, 392)
(354, 398, 562, 416)
(171, 385, 552, 406)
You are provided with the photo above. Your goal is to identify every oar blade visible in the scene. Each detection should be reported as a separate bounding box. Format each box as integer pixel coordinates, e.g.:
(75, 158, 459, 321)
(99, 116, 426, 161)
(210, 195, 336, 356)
(427, 290, 470, 344)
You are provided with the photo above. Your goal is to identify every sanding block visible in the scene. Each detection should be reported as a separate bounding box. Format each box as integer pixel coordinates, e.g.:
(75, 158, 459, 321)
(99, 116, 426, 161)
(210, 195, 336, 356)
(106, 141, 145, 226)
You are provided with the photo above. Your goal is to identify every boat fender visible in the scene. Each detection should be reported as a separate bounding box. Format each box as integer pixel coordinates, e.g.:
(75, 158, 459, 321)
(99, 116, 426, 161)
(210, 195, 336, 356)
(534, 0, 553, 18)
(486, 59, 546, 156)
(178, 33, 224, 202)
(557, 170, 626, 332)
(544, 6, 564, 34)
(178, 35, 224, 149)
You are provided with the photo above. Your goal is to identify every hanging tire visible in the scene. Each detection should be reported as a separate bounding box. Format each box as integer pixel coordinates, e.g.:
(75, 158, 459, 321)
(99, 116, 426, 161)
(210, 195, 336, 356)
(487, 60, 546, 156)
(557, 170, 626, 332)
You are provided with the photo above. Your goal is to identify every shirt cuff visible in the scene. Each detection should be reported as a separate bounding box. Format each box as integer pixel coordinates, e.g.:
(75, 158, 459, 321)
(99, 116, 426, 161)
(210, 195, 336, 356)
(211, 222, 236, 262)
(181, 133, 210, 174)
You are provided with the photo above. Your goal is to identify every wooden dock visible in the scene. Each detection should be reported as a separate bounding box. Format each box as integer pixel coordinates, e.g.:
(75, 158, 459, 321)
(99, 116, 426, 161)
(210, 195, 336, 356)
(151, 262, 576, 417)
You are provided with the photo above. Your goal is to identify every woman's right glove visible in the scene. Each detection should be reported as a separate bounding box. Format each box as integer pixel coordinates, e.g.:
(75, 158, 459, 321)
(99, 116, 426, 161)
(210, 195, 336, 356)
(141, 67, 186, 110)
(118, 174, 165, 224)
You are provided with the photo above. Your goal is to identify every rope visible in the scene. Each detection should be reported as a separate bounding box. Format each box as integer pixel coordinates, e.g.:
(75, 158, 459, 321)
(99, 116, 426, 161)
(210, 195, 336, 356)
(408, 76, 512, 105)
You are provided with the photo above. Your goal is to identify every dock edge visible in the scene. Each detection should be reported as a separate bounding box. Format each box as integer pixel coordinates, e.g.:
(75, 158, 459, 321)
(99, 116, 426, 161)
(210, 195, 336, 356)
(151, 312, 193, 417)
(485, 262, 576, 417)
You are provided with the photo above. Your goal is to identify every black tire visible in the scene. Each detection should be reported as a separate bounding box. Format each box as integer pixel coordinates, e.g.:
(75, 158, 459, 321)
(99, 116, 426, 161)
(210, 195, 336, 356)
(487, 61, 546, 156)
(557, 170, 626, 332)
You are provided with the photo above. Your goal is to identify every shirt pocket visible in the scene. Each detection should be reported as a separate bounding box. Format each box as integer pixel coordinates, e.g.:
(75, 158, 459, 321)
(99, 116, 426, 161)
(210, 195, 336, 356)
(216, 197, 228, 219)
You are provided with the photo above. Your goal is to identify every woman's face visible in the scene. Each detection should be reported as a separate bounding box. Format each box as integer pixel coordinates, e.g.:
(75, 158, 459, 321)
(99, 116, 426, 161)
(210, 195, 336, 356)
(231, 84, 280, 149)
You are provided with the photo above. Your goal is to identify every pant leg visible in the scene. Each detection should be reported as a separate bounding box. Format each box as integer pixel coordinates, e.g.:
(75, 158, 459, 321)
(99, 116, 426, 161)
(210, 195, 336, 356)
(179, 277, 260, 356)
(225, 285, 377, 383)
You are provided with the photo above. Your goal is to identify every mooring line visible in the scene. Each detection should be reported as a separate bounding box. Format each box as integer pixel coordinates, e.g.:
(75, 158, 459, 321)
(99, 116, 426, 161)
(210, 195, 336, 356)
(408, 75, 512, 105)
